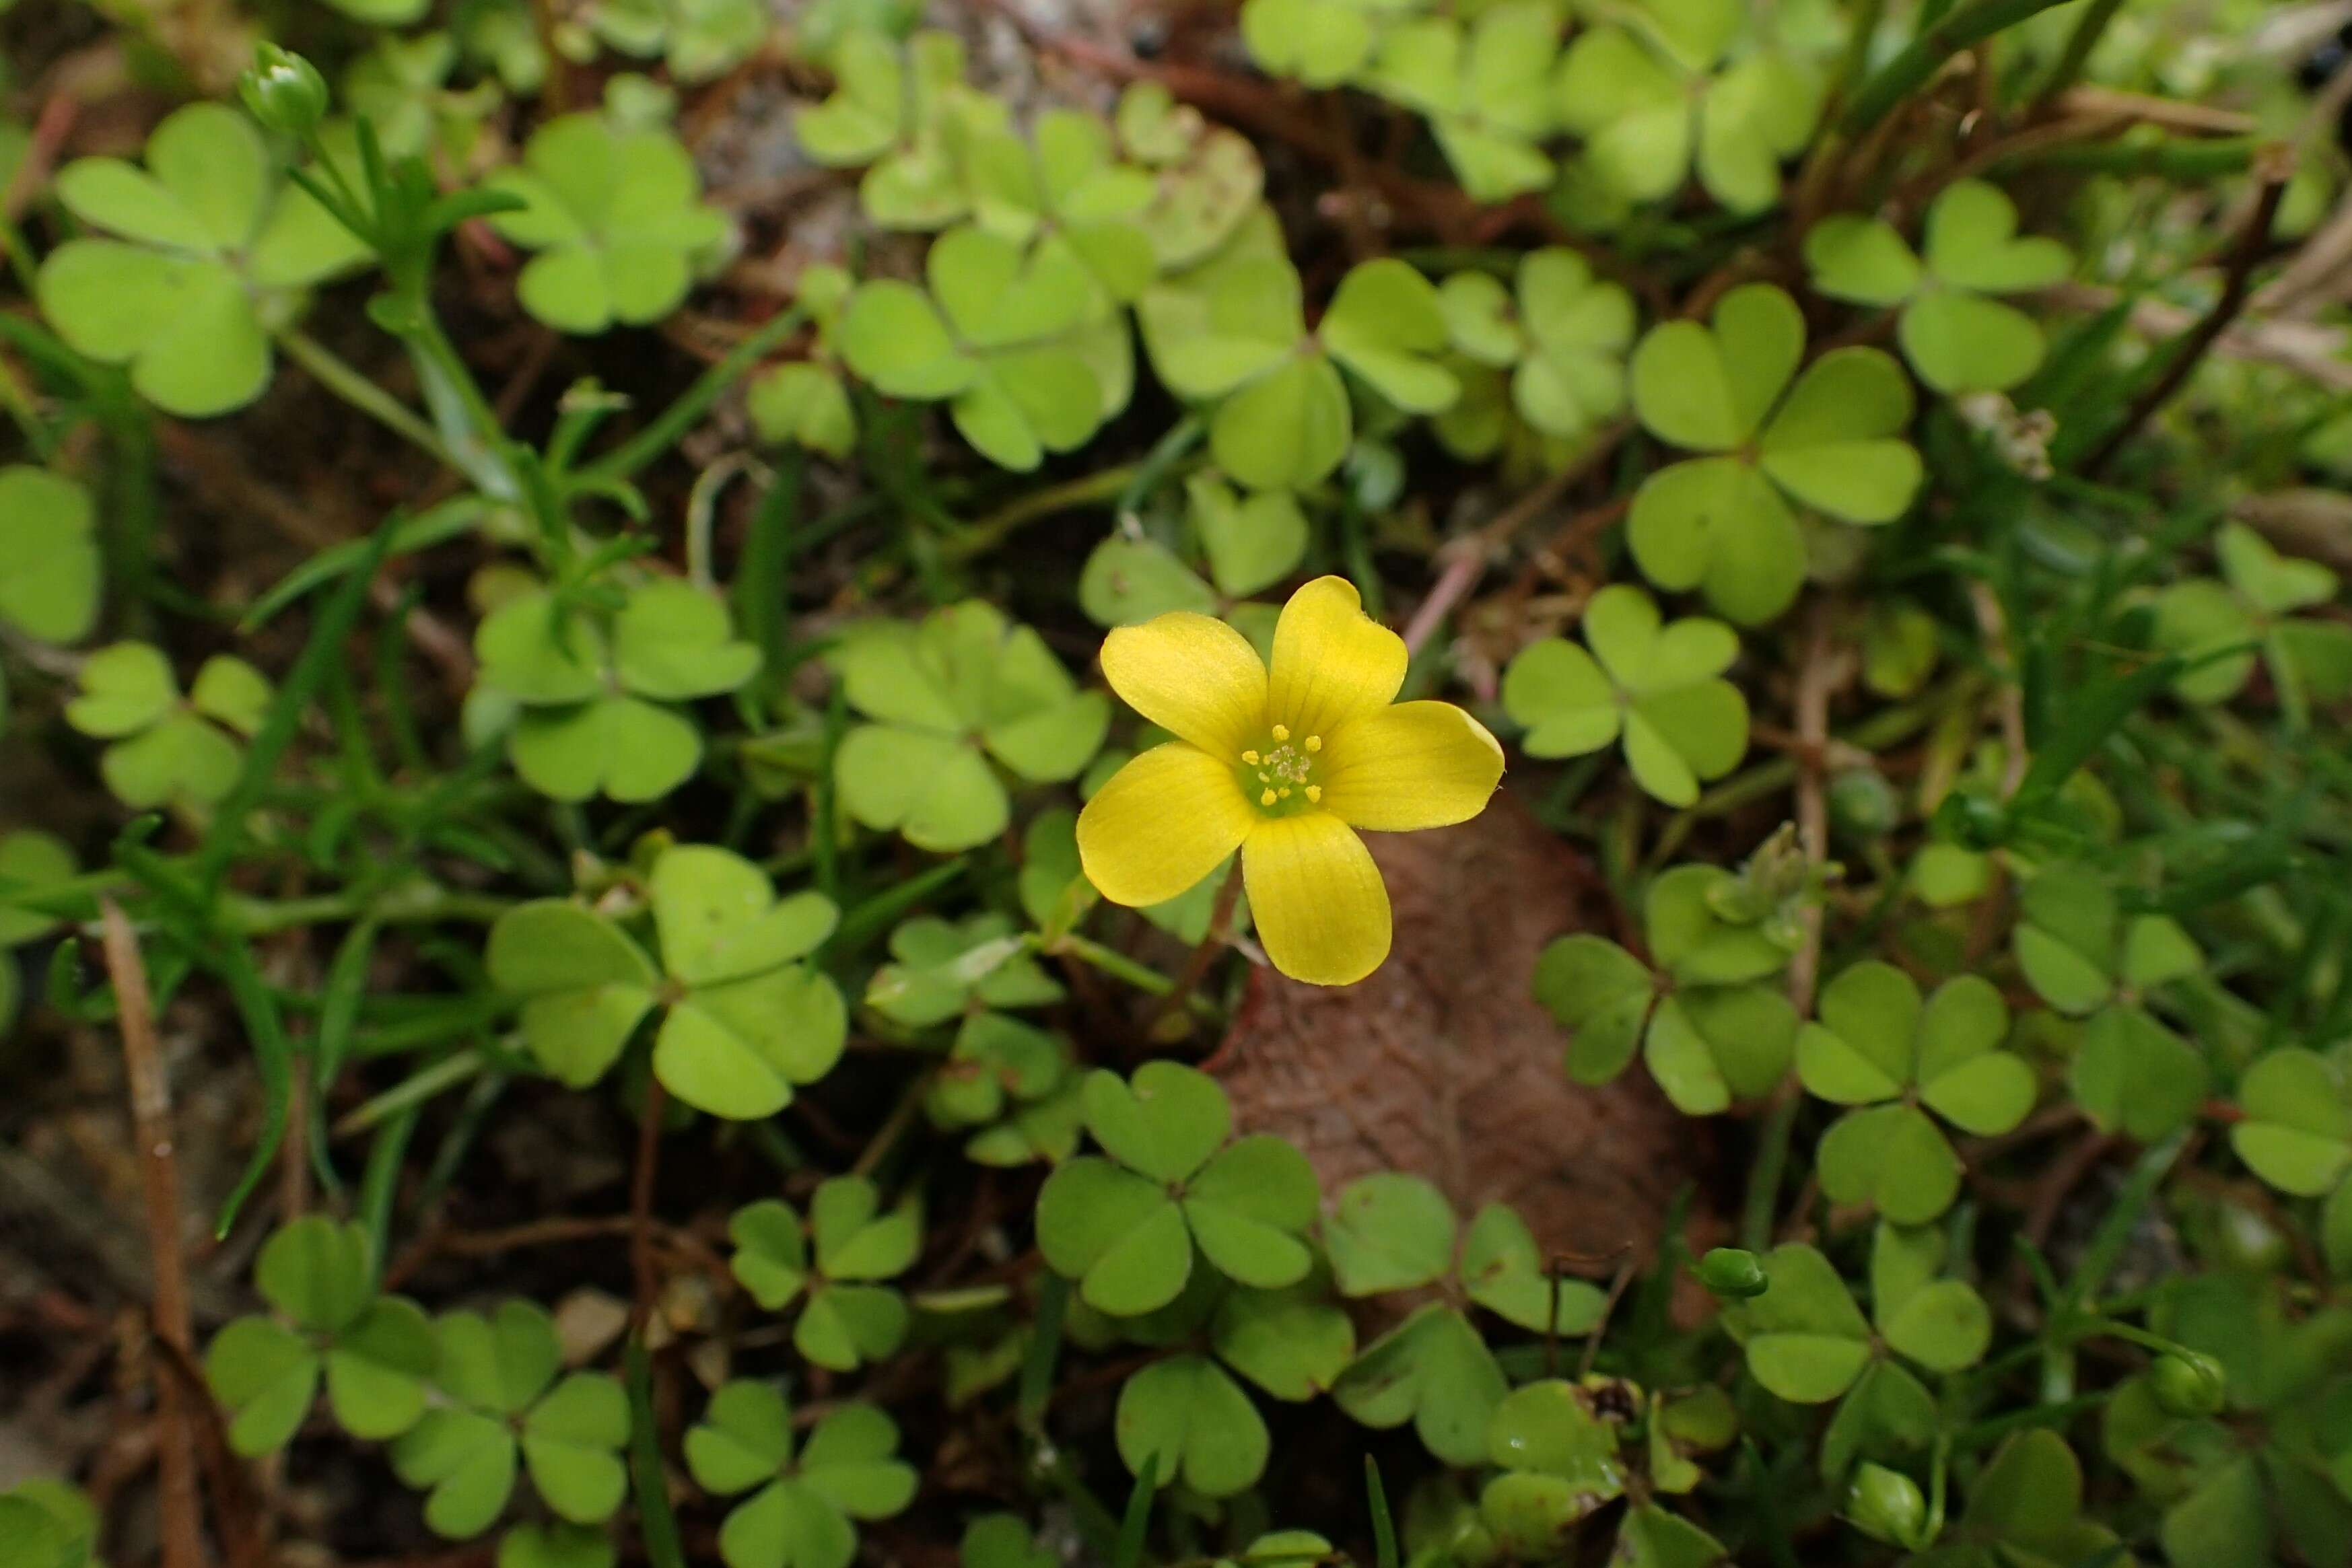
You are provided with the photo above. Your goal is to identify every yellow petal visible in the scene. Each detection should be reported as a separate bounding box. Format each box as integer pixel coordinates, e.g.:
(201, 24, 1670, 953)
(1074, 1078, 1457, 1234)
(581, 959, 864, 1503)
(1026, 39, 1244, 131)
(1078, 743, 1254, 906)
(1243, 812, 1391, 986)
(1100, 612, 1268, 758)
(1319, 701, 1506, 832)
(1267, 575, 1408, 740)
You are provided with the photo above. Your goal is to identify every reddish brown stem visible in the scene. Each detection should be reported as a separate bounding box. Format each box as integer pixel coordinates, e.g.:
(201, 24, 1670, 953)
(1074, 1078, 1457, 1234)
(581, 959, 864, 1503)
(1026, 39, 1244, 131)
(1148, 858, 1247, 1042)
(2082, 151, 2293, 476)
(629, 1078, 668, 1334)
(101, 900, 207, 1568)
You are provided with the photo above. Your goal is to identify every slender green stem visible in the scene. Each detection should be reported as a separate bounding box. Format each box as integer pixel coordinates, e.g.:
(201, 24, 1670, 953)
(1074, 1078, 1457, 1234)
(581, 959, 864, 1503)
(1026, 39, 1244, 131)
(413, 314, 506, 445)
(223, 881, 514, 933)
(584, 308, 806, 485)
(848, 1070, 933, 1180)
(1018, 1272, 1069, 1433)
(685, 452, 759, 591)
(2014, 135, 2262, 180)
(1951, 1392, 2108, 1454)
(1741, 1090, 1800, 1250)
(1840, 0, 2081, 136)
(1115, 413, 1204, 524)
(332, 1048, 488, 1137)
(0, 216, 40, 296)
(356, 1106, 420, 1283)
(1834, 0, 1888, 108)
(950, 463, 1140, 561)
(1056, 933, 1224, 1022)
(0, 350, 51, 456)
(2032, 0, 2124, 109)
(277, 329, 456, 464)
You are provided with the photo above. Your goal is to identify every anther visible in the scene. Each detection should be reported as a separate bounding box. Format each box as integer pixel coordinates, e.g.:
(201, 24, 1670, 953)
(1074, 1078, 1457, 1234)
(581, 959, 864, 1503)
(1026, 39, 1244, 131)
(1278, 787, 1292, 799)
(1305, 735, 1321, 752)
(1260, 788, 1276, 806)
(1306, 785, 1322, 803)
(1272, 724, 1290, 742)
(1241, 750, 1260, 764)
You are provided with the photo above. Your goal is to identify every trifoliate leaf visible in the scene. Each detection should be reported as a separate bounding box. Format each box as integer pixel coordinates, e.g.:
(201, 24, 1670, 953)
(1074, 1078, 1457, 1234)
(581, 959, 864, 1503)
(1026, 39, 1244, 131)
(1532, 934, 1657, 1085)
(1724, 1243, 1871, 1403)
(486, 114, 728, 334)
(2232, 1049, 2352, 1197)
(1322, 1172, 1457, 1296)
(1116, 1354, 1269, 1495)
(1331, 1302, 1508, 1466)
(0, 467, 100, 645)
(1460, 1203, 1606, 1334)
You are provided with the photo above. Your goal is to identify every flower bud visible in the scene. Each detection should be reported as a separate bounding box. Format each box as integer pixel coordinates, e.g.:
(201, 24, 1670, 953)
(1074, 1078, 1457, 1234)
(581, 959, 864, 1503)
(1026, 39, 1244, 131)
(239, 44, 329, 138)
(1843, 1463, 1930, 1549)
(2150, 1351, 2226, 1417)
(1696, 1247, 1768, 1299)
(1828, 767, 1900, 841)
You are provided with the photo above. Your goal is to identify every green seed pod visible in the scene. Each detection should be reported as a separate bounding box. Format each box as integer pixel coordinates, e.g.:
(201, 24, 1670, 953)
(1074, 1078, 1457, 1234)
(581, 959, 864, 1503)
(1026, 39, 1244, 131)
(2150, 1351, 2227, 1417)
(1843, 1463, 1931, 1549)
(1696, 1247, 1768, 1299)
(1829, 767, 1900, 840)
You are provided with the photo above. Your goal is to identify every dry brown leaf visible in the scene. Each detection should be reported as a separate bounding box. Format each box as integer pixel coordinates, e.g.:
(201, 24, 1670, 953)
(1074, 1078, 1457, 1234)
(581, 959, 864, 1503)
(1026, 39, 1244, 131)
(1216, 793, 1717, 1276)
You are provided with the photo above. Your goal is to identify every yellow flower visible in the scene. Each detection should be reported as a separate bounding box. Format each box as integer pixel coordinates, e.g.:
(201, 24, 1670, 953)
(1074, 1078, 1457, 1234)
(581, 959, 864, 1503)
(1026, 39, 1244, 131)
(1076, 575, 1505, 986)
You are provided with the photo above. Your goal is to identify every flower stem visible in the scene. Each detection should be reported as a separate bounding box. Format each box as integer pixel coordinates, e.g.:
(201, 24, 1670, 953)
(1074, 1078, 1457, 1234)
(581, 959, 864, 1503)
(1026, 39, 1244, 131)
(850, 1069, 934, 1180)
(1741, 1089, 1801, 1250)
(332, 1048, 486, 1137)
(276, 328, 456, 466)
(1056, 933, 1224, 1024)
(584, 306, 806, 485)
(1144, 859, 1246, 1038)
(950, 462, 1139, 561)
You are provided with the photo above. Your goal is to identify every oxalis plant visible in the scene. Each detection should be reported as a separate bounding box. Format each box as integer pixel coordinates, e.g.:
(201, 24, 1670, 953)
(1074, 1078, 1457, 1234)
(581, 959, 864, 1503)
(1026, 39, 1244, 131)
(1, 0, 2349, 1565)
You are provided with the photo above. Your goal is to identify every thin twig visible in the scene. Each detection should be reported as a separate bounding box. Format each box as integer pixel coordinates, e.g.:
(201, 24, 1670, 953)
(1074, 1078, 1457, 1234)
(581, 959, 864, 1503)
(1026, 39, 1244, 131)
(629, 1079, 668, 1334)
(101, 899, 206, 1568)
(1507, 495, 1632, 600)
(1401, 547, 1488, 658)
(2053, 85, 2257, 137)
(149, 1338, 267, 1568)
(1, 92, 75, 224)
(1787, 606, 1838, 1018)
(2083, 149, 2295, 476)
(1576, 1254, 1638, 1380)
(849, 1073, 933, 1180)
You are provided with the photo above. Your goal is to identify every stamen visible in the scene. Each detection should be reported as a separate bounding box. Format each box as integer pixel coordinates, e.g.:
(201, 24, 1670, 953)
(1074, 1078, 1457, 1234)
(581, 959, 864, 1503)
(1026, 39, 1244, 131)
(1278, 787, 1292, 799)
(1305, 785, 1322, 803)
(1241, 750, 1260, 764)
(1272, 723, 1290, 742)
(1305, 735, 1321, 752)
(1260, 788, 1276, 806)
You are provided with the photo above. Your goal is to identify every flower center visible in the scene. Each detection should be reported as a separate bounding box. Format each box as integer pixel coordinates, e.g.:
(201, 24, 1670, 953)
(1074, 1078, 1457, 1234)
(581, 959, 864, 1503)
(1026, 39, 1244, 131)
(1237, 723, 1324, 817)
